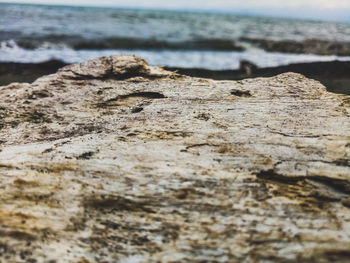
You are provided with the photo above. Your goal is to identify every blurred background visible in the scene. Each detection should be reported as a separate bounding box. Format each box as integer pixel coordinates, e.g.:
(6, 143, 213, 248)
(0, 0, 350, 93)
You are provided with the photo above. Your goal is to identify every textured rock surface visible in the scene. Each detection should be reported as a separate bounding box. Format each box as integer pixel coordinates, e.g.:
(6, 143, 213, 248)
(0, 55, 350, 262)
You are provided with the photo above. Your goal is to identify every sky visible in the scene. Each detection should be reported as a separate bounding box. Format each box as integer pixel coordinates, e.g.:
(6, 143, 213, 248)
(1, 0, 350, 22)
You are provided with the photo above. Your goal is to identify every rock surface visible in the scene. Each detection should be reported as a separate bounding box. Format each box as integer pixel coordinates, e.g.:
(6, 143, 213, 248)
(0, 55, 350, 262)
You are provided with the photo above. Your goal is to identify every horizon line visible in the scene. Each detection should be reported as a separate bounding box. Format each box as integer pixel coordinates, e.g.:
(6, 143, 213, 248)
(0, 0, 349, 24)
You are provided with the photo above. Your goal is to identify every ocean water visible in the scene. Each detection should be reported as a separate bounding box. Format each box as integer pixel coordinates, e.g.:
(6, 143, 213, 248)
(1, 3, 350, 69)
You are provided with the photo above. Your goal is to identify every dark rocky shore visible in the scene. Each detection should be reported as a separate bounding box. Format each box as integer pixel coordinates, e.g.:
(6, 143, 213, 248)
(0, 60, 67, 87)
(240, 38, 350, 56)
(1, 59, 349, 95)
(167, 60, 350, 96)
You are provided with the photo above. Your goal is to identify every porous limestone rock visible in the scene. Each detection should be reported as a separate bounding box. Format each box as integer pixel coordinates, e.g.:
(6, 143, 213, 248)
(0, 55, 350, 262)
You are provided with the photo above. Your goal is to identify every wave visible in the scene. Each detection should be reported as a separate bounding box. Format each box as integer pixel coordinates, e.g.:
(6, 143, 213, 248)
(3, 33, 350, 57)
(0, 35, 245, 52)
(72, 38, 245, 51)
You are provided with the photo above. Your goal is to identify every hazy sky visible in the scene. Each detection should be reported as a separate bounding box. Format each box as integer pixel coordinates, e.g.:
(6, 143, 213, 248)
(1, 0, 350, 22)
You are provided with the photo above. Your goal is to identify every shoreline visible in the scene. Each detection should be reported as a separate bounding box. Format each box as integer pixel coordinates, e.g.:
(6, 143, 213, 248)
(0, 60, 67, 86)
(168, 60, 350, 95)
(0, 59, 349, 95)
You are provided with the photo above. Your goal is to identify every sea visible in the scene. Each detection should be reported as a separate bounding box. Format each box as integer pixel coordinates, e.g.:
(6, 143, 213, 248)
(1, 2, 350, 70)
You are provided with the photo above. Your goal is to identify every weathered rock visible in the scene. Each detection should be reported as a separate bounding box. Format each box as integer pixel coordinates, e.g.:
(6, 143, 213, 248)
(0, 54, 350, 262)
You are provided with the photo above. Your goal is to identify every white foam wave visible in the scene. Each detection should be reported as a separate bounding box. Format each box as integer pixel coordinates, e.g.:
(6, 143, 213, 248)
(0, 44, 350, 70)
(0, 39, 22, 51)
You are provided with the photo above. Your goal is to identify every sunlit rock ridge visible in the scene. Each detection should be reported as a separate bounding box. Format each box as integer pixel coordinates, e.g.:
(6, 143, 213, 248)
(0, 55, 349, 262)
